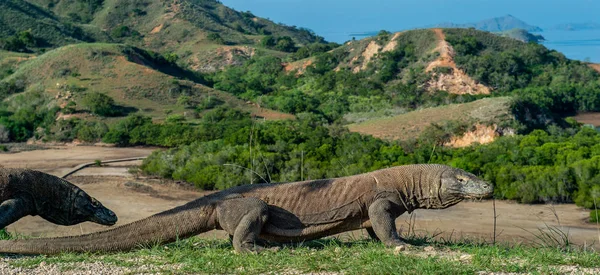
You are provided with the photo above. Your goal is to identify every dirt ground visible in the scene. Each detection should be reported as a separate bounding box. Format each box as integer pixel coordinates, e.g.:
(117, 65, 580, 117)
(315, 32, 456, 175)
(0, 146, 599, 249)
(572, 112, 600, 127)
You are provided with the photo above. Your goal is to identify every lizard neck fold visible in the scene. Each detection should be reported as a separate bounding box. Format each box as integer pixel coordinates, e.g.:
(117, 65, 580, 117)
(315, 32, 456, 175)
(372, 164, 450, 211)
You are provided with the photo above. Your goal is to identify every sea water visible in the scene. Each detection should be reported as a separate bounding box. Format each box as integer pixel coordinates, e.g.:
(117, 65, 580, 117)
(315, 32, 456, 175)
(539, 30, 600, 63)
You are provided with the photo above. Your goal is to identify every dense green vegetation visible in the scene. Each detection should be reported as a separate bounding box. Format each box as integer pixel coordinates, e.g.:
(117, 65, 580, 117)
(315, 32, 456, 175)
(0, 0, 99, 49)
(591, 210, 600, 223)
(0, 90, 58, 142)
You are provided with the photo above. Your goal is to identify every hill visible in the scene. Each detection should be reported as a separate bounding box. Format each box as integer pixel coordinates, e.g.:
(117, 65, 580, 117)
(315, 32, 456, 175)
(0, 43, 291, 122)
(434, 15, 543, 32)
(0, 0, 107, 50)
(4, 0, 325, 73)
(347, 97, 513, 145)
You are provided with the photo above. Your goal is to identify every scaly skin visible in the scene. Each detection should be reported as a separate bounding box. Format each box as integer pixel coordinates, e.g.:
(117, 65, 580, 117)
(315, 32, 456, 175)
(0, 164, 492, 254)
(0, 169, 117, 229)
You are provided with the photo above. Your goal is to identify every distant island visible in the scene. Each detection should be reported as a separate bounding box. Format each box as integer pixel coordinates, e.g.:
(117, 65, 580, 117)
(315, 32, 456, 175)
(498, 29, 545, 43)
(433, 14, 543, 32)
(549, 22, 600, 31)
(348, 15, 544, 43)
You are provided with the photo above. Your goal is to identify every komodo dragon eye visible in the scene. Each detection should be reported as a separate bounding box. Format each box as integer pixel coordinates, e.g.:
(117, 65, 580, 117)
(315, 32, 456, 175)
(456, 176, 468, 183)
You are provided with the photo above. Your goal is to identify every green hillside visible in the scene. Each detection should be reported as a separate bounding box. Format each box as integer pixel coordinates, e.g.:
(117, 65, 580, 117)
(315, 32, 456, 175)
(1, 42, 292, 118)
(211, 27, 600, 129)
(0, 0, 107, 50)
(3, 0, 325, 72)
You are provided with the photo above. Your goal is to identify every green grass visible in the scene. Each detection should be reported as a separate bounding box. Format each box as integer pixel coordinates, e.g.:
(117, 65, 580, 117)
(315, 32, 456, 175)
(5, 237, 600, 274)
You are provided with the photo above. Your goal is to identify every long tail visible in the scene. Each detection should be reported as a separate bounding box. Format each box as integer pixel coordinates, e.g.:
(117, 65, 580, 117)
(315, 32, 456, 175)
(0, 195, 220, 255)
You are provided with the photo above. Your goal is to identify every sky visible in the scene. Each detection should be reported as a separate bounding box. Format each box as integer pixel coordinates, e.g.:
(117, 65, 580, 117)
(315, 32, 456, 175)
(221, 0, 600, 43)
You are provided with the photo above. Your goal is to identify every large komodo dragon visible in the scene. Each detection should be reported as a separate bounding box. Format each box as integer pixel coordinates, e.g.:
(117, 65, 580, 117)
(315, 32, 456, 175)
(0, 168, 117, 229)
(0, 164, 492, 254)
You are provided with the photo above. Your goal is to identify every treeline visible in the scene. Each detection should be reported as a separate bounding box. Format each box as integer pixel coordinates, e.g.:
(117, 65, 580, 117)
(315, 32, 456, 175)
(445, 126, 600, 208)
(0, 90, 252, 146)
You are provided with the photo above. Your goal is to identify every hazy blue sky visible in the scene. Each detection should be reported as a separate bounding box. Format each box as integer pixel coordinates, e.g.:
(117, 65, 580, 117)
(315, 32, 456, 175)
(221, 0, 600, 42)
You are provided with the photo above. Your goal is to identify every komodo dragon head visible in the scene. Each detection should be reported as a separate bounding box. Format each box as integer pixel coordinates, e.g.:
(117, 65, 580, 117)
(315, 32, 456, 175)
(71, 191, 118, 226)
(40, 188, 118, 226)
(439, 167, 493, 204)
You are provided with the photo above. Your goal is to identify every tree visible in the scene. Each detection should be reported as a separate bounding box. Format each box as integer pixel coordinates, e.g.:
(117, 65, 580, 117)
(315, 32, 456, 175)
(0, 124, 9, 143)
(82, 92, 116, 116)
(207, 33, 225, 44)
(177, 95, 192, 108)
(275, 36, 296, 52)
(260, 36, 276, 47)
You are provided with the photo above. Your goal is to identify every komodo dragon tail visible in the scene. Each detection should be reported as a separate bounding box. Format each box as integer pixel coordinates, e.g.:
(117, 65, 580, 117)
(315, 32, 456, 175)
(0, 195, 220, 255)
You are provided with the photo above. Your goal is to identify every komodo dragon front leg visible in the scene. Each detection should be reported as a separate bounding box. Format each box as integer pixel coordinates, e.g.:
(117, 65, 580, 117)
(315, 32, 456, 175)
(216, 196, 268, 253)
(0, 198, 34, 229)
(368, 194, 409, 248)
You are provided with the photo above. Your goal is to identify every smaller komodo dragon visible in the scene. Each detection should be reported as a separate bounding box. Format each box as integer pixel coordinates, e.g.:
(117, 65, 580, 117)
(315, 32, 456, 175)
(0, 168, 117, 229)
(0, 164, 491, 254)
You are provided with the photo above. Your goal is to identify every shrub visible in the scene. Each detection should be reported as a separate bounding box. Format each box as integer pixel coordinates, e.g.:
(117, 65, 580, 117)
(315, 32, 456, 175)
(0, 124, 9, 143)
(82, 92, 116, 116)
(207, 33, 225, 44)
(591, 210, 600, 223)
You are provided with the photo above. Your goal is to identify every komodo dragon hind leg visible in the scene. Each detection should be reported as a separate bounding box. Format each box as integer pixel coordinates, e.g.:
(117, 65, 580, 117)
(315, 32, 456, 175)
(217, 197, 268, 253)
(0, 198, 34, 229)
(368, 198, 410, 248)
(365, 227, 380, 241)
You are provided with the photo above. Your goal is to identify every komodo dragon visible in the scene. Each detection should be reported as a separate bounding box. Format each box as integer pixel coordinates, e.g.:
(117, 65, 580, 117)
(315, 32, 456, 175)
(0, 164, 492, 254)
(0, 168, 117, 229)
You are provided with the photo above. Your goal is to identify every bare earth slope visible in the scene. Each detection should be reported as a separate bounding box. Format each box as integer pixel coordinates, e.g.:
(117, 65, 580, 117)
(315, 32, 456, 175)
(425, 29, 491, 95)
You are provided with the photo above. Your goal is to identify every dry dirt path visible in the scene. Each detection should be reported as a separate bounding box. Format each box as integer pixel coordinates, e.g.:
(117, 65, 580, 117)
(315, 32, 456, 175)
(0, 145, 155, 176)
(0, 146, 598, 249)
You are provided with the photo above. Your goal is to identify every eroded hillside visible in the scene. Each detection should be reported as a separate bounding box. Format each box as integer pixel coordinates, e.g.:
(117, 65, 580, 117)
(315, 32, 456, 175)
(348, 97, 514, 146)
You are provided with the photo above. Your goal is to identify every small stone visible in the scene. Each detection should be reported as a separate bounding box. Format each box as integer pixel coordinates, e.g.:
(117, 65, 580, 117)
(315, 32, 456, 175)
(424, 246, 435, 252)
(393, 245, 407, 255)
(334, 247, 342, 253)
(459, 254, 473, 262)
(39, 261, 46, 267)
